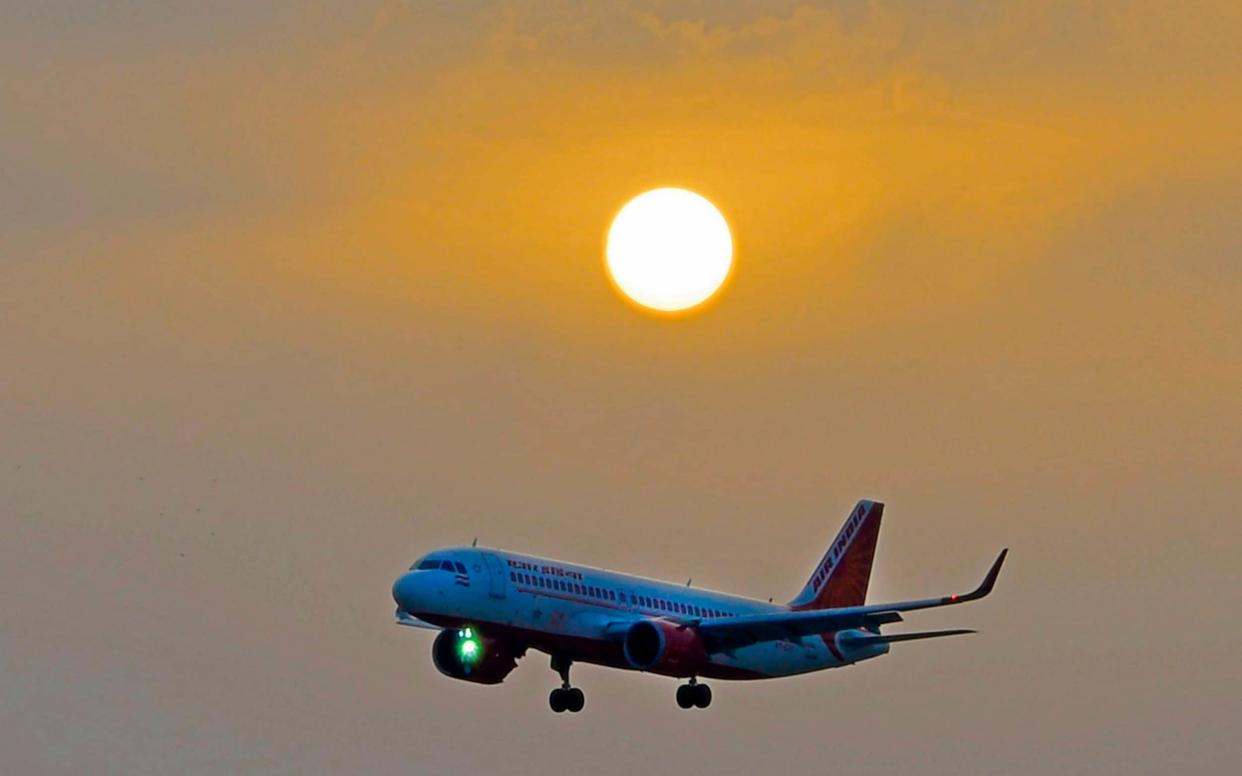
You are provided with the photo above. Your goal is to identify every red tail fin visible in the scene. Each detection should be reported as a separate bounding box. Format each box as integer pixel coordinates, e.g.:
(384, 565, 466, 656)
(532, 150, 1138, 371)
(788, 500, 883, 610)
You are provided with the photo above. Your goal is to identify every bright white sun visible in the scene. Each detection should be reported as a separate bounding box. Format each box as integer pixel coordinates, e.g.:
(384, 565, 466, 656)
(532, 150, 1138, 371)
(605, 188, 733, 313)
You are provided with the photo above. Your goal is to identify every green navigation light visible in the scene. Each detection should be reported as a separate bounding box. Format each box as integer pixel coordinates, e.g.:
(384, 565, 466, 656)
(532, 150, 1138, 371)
(457, 627, 481, 663)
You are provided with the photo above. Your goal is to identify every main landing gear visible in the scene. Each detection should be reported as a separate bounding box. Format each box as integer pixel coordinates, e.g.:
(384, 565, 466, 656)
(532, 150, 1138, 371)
(548, 655, 585, 713)
(676, 678, 712, 709)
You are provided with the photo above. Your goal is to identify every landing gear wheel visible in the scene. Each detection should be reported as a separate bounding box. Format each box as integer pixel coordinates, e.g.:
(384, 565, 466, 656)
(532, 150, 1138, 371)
(676, 684, 695, 709)
(549, 656, 583, 713)
(549, 688, 568, 713)
(692, 683, 712, 708)
(676, 681, 712, 709)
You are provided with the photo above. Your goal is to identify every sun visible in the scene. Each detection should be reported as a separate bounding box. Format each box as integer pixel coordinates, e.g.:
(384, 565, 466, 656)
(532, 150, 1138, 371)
(605, 188, 733, 313)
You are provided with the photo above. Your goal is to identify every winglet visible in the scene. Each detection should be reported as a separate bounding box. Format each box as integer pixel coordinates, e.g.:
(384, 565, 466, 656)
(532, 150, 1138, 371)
(949, 548, 1008, 604)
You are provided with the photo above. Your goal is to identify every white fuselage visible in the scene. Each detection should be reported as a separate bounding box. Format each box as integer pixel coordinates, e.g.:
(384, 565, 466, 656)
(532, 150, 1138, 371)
(392, 546, 887, 680)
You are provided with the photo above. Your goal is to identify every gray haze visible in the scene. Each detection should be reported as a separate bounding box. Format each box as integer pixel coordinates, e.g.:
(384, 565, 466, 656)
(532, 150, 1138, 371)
(2, 2, 1240, 774)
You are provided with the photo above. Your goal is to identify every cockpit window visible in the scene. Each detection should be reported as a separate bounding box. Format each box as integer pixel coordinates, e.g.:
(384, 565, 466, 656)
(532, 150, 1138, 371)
(414, 559, 468, 573)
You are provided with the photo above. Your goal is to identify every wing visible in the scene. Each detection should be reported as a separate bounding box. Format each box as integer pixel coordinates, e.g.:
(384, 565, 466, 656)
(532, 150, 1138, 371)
(697, 549, 1007, 652)
(395, 610, 442, 630)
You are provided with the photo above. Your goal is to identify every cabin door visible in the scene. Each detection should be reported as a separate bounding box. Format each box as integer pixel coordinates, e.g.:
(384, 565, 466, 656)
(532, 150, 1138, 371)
(481, 553, 507, 599)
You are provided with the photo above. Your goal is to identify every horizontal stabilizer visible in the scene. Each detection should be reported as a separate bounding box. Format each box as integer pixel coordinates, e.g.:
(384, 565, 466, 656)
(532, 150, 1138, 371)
(839, 628, 975, 646)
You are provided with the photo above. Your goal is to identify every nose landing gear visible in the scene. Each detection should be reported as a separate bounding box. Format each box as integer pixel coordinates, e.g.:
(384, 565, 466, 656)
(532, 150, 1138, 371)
(676, 678, 712, 709)
(548, 655, 585, 713)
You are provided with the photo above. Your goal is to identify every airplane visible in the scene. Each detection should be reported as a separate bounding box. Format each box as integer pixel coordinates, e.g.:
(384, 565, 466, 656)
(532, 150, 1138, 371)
(391, 499, 1006, 712)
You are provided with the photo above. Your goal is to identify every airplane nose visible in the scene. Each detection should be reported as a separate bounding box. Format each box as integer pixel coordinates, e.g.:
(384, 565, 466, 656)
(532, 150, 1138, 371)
(392, 572, 427, 614)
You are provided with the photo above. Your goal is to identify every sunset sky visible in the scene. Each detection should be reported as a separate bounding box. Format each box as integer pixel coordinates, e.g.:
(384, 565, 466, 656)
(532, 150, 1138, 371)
(2, 2, 1240, 773)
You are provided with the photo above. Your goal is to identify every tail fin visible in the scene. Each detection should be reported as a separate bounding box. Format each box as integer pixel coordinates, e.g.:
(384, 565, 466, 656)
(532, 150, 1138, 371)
(788, 500, 883, 611)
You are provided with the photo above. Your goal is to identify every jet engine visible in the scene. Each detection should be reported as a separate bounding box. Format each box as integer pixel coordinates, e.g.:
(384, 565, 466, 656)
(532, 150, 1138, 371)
(432, 627, 518, 684)
(622, 619, 707, 675)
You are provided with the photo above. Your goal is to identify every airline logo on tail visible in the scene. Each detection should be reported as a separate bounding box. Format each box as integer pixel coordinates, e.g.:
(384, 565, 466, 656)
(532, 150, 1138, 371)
(790, 499, 883, 611)
(810, 501, 869, 595)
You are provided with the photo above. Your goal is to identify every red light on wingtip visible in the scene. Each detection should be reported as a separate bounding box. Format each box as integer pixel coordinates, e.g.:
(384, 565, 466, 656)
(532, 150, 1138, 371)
(950, 594, 959, 602)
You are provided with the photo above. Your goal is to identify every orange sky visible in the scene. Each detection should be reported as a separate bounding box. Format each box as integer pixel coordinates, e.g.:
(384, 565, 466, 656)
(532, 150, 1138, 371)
(2, 2, 1240, 773)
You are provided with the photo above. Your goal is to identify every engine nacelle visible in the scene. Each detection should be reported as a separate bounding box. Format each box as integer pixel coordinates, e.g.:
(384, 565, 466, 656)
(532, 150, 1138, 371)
(432, 627, 517, 684)
(622, 619, 707, 676)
